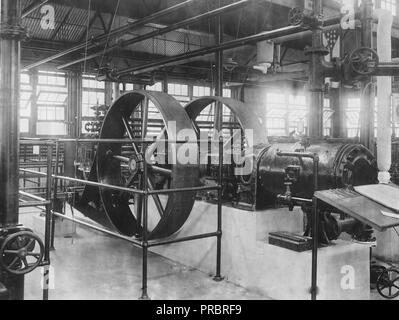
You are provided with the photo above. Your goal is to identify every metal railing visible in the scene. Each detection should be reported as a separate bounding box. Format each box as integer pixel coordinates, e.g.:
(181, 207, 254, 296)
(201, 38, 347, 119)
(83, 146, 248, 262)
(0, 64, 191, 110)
(19, 137, 224, 300)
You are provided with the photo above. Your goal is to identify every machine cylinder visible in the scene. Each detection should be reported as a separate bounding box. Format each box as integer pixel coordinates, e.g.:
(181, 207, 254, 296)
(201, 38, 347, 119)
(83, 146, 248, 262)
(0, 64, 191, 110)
(257, 141, 378, 206)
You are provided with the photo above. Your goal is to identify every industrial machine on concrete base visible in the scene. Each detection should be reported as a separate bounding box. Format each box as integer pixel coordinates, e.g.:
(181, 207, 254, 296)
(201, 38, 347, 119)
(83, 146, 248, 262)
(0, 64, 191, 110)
(55, 88, 378, 300)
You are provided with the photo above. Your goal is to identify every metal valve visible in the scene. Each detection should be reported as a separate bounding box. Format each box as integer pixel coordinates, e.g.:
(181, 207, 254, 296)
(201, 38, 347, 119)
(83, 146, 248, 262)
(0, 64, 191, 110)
(349, 47, 379, 76)
(0, 230, 44, 276)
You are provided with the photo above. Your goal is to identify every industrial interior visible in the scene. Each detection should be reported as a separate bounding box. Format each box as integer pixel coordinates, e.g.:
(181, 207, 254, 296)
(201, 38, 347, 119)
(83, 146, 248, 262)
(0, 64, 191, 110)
(1, 0, 399, 301)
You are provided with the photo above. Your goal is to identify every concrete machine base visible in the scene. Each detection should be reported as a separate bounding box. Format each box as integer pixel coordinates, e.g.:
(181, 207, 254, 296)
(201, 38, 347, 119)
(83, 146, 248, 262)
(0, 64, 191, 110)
(150, 201, 370, 300)
(30, 201, 370, 300)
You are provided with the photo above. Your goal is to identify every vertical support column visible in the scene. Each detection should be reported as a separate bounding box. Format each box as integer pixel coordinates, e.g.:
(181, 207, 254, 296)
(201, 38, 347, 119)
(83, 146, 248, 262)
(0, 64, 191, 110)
(30, 69, 38, 137)
(307, 0, 328, 139)
(0, 0, 24, 227)
(376, 9, 393, 184)
(104, 81, 113, 106)
(113, 82, 120, 100)
(0, 2, 26, 298)
(214, 10, 223, 133)
(162, 74, 168, 93)
(359, 0, 375, 151)
(331, 88, 347, 138)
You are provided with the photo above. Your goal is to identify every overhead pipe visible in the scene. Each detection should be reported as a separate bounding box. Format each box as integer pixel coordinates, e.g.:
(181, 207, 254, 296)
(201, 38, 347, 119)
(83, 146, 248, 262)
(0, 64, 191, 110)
(57, 0, 251, 70)
(24, 0, 199, 70)
(117, 15, 341, 77)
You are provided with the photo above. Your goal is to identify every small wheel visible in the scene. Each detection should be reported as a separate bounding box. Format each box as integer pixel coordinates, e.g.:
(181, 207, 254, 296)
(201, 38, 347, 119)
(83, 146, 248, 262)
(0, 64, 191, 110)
(0, 231, 44, 275)
(377, 268, 399, 299)
(288, 7, 304, 26)
(350, 47, 379, 76)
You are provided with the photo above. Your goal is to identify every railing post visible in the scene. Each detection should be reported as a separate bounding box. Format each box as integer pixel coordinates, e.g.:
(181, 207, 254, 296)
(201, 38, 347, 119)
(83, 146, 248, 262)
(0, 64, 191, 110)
(214, 136, 224, 282)
(43, 143, 53, 300)
(140, 142, 150, 300)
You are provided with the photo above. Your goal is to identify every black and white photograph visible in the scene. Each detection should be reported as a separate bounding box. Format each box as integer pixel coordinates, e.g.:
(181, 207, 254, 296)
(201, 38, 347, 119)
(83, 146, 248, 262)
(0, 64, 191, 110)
(1, 0, 399, 306)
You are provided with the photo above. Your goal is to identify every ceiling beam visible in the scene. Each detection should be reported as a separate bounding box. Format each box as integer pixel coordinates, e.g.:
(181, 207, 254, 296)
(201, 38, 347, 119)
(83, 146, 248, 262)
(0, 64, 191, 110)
(57, 0, 251, 70)
(23, 0, 201, 70)
(116, 15, 340, 76)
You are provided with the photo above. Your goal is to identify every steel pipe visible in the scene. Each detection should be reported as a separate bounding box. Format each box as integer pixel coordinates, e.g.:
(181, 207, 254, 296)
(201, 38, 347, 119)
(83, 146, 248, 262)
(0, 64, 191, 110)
(57, 0, 251, 70)
(117, 14, 341, 76)
(19, 168, 146, 195)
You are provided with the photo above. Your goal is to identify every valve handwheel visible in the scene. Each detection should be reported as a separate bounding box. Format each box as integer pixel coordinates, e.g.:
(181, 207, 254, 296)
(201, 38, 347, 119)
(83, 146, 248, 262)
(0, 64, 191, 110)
(288, 7, 304, 26)
(376, 268, 399, 299)
(349, 47, 379, 76)
(0, 231, 44, 275)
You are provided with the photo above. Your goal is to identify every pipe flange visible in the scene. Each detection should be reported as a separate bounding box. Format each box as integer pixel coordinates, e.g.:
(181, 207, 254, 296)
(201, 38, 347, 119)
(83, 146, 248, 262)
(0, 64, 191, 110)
(0, 23, 27, 40)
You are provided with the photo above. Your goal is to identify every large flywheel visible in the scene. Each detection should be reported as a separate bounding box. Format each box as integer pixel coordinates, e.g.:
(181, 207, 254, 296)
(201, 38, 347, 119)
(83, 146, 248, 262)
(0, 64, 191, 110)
(185, 96, 269, 179)
(97, 90, 199, 240)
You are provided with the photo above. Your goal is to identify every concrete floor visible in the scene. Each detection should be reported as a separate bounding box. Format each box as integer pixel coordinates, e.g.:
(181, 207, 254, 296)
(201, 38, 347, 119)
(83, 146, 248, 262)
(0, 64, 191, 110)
(17, 209, 398, 300)
(20, 210, 267, 300)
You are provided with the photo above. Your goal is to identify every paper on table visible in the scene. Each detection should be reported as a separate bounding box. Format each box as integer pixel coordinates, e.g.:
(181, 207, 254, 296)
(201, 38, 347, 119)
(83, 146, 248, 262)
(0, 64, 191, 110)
(381, 211, 399, 219)
(354, 184, 399, 213)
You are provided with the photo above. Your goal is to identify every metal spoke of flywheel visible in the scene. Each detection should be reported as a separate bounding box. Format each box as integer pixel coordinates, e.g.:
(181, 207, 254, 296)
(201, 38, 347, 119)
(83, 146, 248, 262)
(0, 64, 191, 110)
(141, 97, 149, 139)
(113, 155, 130, 163)
(149, 165, 172, 177)
(147, 175, 164, 218)
(122, 116, 139, 154)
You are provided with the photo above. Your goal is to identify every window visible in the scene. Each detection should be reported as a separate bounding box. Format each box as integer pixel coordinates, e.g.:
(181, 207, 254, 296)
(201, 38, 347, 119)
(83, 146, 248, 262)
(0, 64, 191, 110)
(168, 83, 190, 106)
(147, 82, 162, 92)
(288, 95, 308, 135)
(223, 89, 232, 98)
(266, 93, 287, 136)
(380, 0, 397, 16)
(346, 98, 361, 138)
(193, 86, 211, 97)
(20, 72, 32, 134)
(36, 71, 67, 136)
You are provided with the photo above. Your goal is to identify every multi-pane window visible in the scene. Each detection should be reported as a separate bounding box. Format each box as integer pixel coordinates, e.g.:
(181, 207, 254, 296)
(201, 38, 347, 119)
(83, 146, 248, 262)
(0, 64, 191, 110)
(194, 86, 215, 136)
(118, 83, 134, 94)
(288, 95, 308, 135)
(146, 82, 163, 92)
(168, 83, 190, 106)
(380, 0, 397, 16)
(346, 98, 361, 138)
(36, 71, 67, 136)
(82, 75, 106, 134)
(266, 93, 288, 136)
(144, 82, 165, 138)
(20, 72, 32, 134)
(193, 86, 211, 97)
